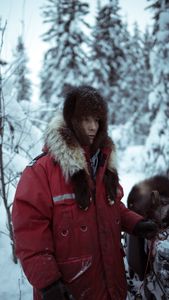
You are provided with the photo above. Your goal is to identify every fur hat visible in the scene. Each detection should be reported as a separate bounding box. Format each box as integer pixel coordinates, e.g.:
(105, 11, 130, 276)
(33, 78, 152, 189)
(63, 85, 108, 153)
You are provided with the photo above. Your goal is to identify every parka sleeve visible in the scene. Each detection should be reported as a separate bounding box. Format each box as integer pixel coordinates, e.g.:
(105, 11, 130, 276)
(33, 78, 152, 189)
(119, 202, 144, 233)
(12, 162, 61, 290)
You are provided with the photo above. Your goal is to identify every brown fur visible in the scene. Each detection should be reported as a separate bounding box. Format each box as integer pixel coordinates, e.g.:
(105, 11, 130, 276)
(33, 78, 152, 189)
(127, 175, 169, 227)
(58, 126, 80, 149)
(104, 169, 119, 202)
(71, 169, 91, 210)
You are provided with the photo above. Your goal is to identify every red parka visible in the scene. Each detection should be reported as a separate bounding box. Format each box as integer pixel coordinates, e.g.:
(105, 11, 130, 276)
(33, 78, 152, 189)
(12, 116, 143, 300)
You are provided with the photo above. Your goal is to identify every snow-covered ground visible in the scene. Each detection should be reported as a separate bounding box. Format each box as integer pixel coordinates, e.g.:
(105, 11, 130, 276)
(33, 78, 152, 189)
(0, 203, 32, 299)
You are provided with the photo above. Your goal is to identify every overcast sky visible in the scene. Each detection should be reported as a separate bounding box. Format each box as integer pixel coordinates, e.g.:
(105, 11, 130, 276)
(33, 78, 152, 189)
(0, 0, 152, 100)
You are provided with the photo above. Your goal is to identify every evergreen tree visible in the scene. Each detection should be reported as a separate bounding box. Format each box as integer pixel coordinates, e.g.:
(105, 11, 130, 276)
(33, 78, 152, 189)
(89, 0, 125, 123)
(144, 0, 169, 175)
(113, 21, 133, 125)
(40, 0, 90, 113)
(117, 23, 153, 144)
(125, 23, 148, 117)
(143, 26, 153, 76)
(12, 36, 32, 102)
(130, 25, 153, 144)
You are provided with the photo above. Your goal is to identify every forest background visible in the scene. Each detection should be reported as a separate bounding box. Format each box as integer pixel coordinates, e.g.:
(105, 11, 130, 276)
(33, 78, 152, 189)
(0, 0, 169, 299)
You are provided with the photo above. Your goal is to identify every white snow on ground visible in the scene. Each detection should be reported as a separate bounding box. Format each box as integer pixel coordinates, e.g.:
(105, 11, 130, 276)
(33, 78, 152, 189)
(0, 203, 33, 299)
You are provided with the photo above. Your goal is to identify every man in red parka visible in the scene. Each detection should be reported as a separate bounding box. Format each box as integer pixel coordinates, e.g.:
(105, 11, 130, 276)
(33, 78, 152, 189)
(12, 86, 158, 300)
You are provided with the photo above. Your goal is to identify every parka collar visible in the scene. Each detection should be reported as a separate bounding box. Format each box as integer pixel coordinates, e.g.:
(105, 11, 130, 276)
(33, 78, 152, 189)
(44, 115, 117, 181)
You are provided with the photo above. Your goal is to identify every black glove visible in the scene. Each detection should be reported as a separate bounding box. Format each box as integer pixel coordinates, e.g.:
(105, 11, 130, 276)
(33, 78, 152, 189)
(41, 280, 75, 300)
(133, 219, 158, 239)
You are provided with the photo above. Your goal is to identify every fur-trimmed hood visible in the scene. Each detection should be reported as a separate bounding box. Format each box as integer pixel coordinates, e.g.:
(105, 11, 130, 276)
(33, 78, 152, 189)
(63, 85, 108, 153)
(44, 115, 117, 181)
(44, 115, 119, 209)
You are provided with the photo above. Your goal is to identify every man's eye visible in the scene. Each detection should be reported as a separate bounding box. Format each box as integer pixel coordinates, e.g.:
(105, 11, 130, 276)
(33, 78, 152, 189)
(83, 117, 89, 122)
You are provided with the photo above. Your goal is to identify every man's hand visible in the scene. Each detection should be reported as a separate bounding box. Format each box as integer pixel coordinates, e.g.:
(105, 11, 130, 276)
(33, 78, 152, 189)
(133, 219, 158, 239)
(41, 280, 75, 300)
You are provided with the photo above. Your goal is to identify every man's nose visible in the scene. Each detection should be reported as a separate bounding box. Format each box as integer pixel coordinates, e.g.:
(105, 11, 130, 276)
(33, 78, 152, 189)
(89, 121, 97, 130)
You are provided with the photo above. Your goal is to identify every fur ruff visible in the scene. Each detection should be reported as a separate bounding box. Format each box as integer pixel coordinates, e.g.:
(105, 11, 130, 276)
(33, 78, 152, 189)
(44, 115, 117, 182)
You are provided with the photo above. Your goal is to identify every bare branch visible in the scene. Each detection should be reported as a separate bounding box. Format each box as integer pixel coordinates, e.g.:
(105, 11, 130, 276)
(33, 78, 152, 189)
(0, 20, 7, 57)
(0, 230, 9, 237)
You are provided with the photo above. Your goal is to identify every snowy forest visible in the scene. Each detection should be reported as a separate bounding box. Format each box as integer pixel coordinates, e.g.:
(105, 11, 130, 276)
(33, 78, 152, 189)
(0, 0, 169, 299)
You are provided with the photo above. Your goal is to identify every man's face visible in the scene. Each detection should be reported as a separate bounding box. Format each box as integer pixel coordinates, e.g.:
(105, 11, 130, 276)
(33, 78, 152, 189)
(81, 116, 99, 144)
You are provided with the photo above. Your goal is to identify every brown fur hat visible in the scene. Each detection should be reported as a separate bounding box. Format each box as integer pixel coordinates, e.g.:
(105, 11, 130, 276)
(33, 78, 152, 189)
(63, 85, 108, 153)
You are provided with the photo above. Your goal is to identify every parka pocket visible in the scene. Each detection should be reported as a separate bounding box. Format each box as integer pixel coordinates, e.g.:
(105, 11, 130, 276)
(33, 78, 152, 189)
(57, 255, 92, 283)
(53, 197, 76, 228)
(57, 256, 93, 299)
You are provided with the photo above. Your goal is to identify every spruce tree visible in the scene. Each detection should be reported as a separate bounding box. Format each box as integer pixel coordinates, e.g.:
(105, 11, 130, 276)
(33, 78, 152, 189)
(125, 23, 148, 117)
(130, 24, 153, 144)
(89, 0, 125, 123)
(118, 22, 153, 144)
(12, 36, 32, 102)
(113, 21, 133, 125)
(144, 0, 169, 175)
(40, 0, 90, 115)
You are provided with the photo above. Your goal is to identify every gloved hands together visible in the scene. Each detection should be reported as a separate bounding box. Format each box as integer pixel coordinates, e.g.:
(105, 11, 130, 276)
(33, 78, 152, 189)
(41, 280, 75, 300)
(133, 219, 158, 239)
